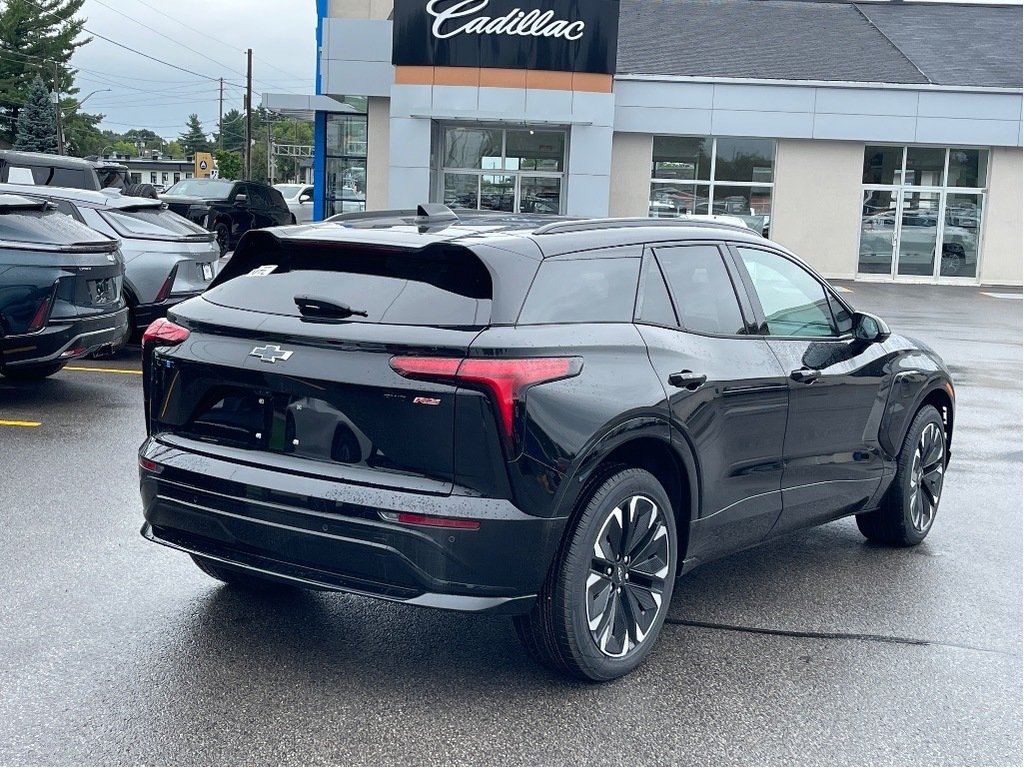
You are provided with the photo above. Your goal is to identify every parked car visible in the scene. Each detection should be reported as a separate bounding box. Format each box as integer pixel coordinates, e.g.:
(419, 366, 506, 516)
(161, 178, 292, 255)
(859, 209, 977, 276)
(0, 184, 219, 339)
(0, 194, 129, 379)
(0, 150, 156, 198)
(274, 183, 314, 224)
(138, 207, 955, 681)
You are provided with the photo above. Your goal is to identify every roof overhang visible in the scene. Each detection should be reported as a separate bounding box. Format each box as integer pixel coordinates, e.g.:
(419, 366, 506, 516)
(261, 93, 358, 121)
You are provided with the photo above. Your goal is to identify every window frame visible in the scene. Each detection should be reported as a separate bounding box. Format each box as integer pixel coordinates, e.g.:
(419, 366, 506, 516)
(636, 241, 756, 338)
(726, 242, 856, 340)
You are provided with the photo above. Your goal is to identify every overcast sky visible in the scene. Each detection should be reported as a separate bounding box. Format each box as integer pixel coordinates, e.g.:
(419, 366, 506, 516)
(70, 0, 317, 140)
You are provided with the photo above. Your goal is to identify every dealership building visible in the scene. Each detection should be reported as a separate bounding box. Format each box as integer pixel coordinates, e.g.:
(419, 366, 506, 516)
(270, 0, 1023, 285)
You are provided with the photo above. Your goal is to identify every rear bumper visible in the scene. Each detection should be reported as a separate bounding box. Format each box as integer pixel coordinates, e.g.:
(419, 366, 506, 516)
(1, 307, 130, 368)
(138, 436, 567, 614)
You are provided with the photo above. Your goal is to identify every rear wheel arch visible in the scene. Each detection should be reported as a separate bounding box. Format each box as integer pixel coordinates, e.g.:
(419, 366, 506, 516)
(561, 429, 697, 569)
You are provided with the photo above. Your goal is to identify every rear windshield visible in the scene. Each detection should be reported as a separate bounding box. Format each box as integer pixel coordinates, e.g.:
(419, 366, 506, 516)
(101, 207, 211, 239)
(518, 257, 641, 324)
(204, 245, 494, 328)
(0, 206, 115, 246)
(165, 179, 233, 198)
(4, 164, 100, 190)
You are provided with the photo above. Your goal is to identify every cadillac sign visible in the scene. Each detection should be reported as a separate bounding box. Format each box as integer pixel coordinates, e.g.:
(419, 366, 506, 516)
(392, 0, 620, 74)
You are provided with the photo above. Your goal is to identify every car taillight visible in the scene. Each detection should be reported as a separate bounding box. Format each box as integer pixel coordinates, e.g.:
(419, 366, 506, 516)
(142, 318, 190, 347)
(27, 282, 58, 333)
(379, 511, 480, 530)
(154, 266, 178, 303)
(389, 356, 583, 438)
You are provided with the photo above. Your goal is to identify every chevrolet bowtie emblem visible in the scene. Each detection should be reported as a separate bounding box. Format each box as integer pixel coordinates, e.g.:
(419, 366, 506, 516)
(250, 344, 294, 364)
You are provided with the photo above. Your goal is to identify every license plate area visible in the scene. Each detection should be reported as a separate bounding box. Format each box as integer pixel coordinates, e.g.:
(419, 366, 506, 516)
(201, 262, 214, 281)
(88, 277, 117, 305)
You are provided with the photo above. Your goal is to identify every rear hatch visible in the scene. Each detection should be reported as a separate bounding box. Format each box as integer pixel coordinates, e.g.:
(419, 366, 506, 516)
(147, 233, 501, 494)
(0, 196, 123, 323)
(99, 202, 219, 290)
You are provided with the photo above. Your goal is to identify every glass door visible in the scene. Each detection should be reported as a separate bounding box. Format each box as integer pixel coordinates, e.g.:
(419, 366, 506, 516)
(896, 190, 941, 277)
(859, 189, 899, 275)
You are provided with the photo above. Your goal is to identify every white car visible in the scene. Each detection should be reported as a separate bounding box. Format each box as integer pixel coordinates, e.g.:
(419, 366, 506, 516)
(274, 183, 314, 224)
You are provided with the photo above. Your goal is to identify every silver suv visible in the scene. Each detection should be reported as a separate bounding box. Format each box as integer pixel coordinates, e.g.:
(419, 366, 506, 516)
(0, 184, 219, 338)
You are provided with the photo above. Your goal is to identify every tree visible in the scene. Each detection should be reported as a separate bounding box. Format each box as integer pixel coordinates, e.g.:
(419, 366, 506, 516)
(214, 149, 242, 181)
(214, 108, 245, 153)
(0, 0, 91, 146)
(12, 75, 57, 152)
(178, 113, 210, 155)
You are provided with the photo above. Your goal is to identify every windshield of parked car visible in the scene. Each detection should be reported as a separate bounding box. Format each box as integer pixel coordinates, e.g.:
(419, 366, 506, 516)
(275, 184, 304, 200)
(164, 179, 234, 198)
(101, 206, 212, 239)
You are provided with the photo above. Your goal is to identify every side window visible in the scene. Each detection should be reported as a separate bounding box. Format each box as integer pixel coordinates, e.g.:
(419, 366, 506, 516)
(248, 185, 272, 208)
(636, 255, 678, 327)
(656, 244, 746, 336)
(52, 199, 84, 222)
(736, 247, 837, 337)
(519, 257, 641, 324)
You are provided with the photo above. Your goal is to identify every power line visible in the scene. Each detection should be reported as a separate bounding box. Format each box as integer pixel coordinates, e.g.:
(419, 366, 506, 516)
(88, 0, 250, 81)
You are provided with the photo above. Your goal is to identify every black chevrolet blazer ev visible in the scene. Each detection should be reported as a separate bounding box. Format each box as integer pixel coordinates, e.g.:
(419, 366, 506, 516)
(138, 208, 954, 681)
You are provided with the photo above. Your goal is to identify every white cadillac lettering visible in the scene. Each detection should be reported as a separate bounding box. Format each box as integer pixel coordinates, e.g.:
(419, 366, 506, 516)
(426, 0, 587, 41)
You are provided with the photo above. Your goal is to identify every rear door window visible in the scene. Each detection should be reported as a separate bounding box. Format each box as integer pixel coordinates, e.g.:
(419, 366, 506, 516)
(655, 244, 747, 336)
(518, 256, 641, 324)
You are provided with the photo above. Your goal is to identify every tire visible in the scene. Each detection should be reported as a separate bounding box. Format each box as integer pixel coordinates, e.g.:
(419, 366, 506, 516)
(121, 182, 159, 200)
(214, 222, 230, 256)
(289, 214, 297, 225)
(2, 361, 66, 379)
(514, 468, 678, 681)
(857, 405, 947, 546)
(190, 554, 299, 592)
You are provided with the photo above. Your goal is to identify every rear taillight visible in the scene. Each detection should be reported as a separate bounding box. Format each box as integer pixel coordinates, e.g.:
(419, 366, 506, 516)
(154, 266, 178, 303)
(389, 356, 583, 438)
(379, 511, 480, 530)
(142, 318, 190, 347)
(27, 282, 58, 333)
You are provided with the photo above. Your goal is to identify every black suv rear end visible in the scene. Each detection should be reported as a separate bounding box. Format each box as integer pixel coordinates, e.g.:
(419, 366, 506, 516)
(0, 194, 129, 378)
(138, 208, 954, 681)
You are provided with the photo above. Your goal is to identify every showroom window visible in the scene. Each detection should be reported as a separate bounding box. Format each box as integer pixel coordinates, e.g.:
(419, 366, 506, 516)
(859, 146, 988, 280)
(435, 125, 566, 215)
(650, 136, 775, 236)
(325, 111, 368, 217)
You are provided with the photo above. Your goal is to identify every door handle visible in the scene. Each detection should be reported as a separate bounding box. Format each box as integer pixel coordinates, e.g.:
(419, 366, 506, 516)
(791, 368, 822, 384)
(668, 371, 707, 391)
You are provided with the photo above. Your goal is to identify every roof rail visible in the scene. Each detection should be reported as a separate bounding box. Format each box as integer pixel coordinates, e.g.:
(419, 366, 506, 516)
(533, 217, 756, 237)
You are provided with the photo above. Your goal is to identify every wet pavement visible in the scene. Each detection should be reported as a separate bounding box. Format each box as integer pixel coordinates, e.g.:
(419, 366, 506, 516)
(0, 283, 1020, 765)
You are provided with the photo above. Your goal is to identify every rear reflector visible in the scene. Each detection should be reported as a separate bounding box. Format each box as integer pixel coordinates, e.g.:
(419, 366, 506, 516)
(394, 512, 480, 530)
(389, 356, 583, 438)
(154, 266, 178, 303)
(142, 318, 190, 347)
(139, 457, 162, 473)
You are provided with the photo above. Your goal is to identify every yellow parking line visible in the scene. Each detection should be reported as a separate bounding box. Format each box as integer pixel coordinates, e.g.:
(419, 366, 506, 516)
(0, 419, 41, 428)
(64, 366, 143, 375)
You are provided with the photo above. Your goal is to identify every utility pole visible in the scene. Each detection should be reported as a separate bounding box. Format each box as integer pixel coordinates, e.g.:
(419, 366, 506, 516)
(53, 61, 64, 156)
(244, 49, 253, 179)
(218, 77, 224, 150)
(267, 122, 272, 183)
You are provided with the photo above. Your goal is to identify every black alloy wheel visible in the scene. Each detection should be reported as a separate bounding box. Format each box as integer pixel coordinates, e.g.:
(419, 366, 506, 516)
(857, 405, 946, 546)
(214, 222, 230, 256)
(514, 468, 677, 681)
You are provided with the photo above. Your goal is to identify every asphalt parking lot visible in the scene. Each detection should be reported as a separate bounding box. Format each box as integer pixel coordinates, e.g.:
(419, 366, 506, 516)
(0, 282, 1020, 766)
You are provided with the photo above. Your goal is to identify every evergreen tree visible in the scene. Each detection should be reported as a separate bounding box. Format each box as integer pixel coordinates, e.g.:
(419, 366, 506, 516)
(12, 75, 57, 152)
(0, 0, 91, 146)
(214, 108, 245, 153)
(179, 113, 210, 155)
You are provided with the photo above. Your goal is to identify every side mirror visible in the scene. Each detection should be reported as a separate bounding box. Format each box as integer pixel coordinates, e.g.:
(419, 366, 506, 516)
(298, 193, 311, 204)
(234, 194, 248, 206)
(853, 311, 891, 343)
